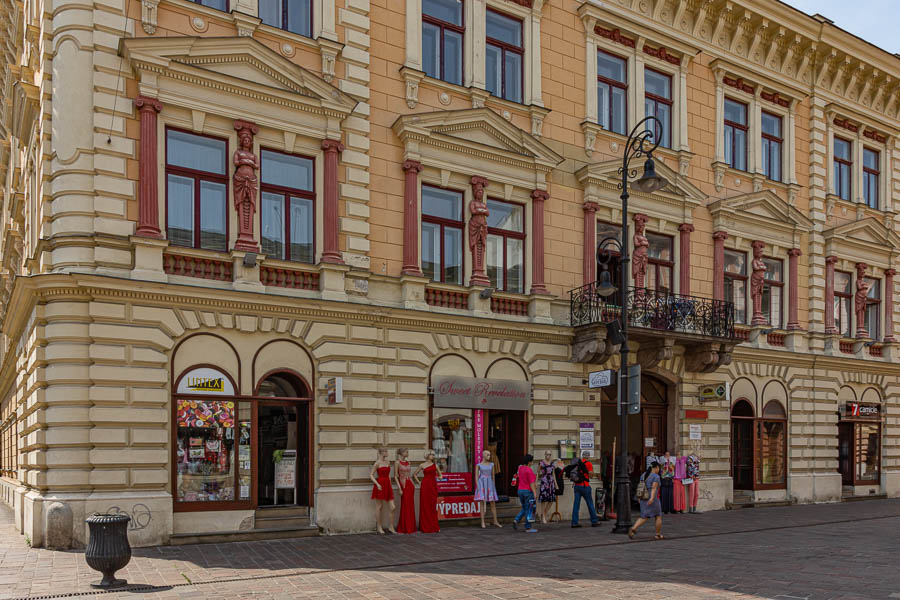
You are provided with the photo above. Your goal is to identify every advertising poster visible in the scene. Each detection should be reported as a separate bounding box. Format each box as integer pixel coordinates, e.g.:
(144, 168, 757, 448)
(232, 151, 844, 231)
(437, 495, 481, 520)
(436, 472, 472, 493)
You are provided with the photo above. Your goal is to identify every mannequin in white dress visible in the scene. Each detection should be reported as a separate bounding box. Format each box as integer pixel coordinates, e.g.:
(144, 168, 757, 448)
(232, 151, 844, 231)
(449, 425, 468, 473)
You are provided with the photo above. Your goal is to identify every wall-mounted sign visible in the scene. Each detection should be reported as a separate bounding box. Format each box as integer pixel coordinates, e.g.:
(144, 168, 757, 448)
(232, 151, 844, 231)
(699, 382, 729, 404)
(579, 422, 595, 453)
(436, 472, 472, 494)
(437, 495, 481, 520)
(845, 402, 880, 419)
(689, 424, 702, 440)
(327, 377, 343, 405)
(432, 376, 531, 411)
(685, 409, 709, 420)
(177, 367, 235, 396)
(588, 370, 613, 388)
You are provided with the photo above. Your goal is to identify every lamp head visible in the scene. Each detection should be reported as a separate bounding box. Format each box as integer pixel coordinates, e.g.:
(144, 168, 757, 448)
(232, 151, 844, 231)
(596, 268, 618, 297)
(634, 156, 669, 194)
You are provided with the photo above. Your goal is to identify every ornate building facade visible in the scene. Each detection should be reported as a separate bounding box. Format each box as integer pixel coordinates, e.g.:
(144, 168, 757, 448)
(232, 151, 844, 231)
(0, 0, 898, 546)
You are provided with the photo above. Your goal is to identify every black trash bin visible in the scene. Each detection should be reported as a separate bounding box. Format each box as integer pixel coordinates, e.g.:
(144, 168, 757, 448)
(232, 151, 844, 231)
(85, 513, 132, 588)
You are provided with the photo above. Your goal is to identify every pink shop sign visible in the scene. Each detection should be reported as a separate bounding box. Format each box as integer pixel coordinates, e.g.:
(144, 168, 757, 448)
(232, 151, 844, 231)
(432, 376, 531, 411)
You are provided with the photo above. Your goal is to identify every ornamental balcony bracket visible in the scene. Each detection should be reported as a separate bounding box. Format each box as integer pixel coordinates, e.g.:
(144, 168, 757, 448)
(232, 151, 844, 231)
(684, 341, 735, 373)
(571, 324, 620, 365)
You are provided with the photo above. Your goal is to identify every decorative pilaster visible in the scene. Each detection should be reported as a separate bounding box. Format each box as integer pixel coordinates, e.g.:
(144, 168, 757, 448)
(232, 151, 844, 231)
(401, 160, 424, 276)
(134, 96, 163, 238)
(632, 213, 649, 290)
(583, 202, 599, 286)
(530, 189, 549, 295)
(678, 223, 693, 295)
(712, 231, 728, 300)
(787, 248, 801, 330)
(233, 120, 261, 252)
(468, 176, 490, 286)
(855, 262, 871, 339)
(320, 139, 345, 264)
(750, 240, 767, 326)
(885, 269, 896, 342)
(825, 256, 838, 334)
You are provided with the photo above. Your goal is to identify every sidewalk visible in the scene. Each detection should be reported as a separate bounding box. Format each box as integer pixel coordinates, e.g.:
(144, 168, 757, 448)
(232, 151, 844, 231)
(1, 498, 898, 599)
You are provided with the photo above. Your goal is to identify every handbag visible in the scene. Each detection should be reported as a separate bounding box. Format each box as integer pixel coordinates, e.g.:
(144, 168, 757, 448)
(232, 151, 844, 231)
(635, 477, 650, 501)
(510, 473, 518, 488)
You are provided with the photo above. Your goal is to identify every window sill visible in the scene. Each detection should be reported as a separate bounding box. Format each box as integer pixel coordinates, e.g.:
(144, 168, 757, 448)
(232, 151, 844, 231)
(826, 193, 894, 220)
(400, 66, 548, 137)
(583, 121, 693, 177)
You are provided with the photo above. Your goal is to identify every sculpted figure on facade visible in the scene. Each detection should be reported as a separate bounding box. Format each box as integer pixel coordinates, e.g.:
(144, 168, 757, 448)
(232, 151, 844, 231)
(855, 262, 872, 338)
(750, 240, 767, 325)
(233, 120, 260, 252)
(469, 176, 490, 286)
(632, 213, 650, 290)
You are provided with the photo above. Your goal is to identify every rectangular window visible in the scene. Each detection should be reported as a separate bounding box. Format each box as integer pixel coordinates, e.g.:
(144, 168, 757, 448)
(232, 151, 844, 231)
(724, 250, 747, 324)
(835, 271, 852, 337)
(259, 0, 312, 37)
(431, 407, 473, 493)
(646, 232, 673, 293)
(723, 99, 748, 171)
(190, 0, 227, 11)
(644, 68, 672, 148)
(761, 257, 783, 328)
(486, 199, 525, 293)
(597, 50, 627, 135)
(863, 148, 880, 209)
(166, 129, 228, 252)
(260, 150, 315, 263)
(176, 399, 237, 502)
(834, 137, 852, 201)
(485, 9, 523, 103)
(855, 422, 880, 482)
(422, 0, 464, 86)
(422, 185, 464, 285)
(761, 112, 783, 182)
(596, 222, 623, 292)
(864, 277, 880, 340)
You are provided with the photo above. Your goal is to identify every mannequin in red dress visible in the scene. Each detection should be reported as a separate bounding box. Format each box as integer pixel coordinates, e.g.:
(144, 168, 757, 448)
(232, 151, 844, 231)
(414, 450, 442, 533)
(369, 447, 395, 534)
(394, 447, 417, 534)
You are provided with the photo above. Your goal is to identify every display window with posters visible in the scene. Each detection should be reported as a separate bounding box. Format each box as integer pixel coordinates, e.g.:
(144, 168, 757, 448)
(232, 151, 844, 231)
(838, 391, 882, 488)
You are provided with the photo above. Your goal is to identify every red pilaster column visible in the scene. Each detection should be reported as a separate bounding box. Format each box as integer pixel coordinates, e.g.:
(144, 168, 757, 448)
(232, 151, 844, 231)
(401, 160, 424, 276)
(825, 256, 838, 334)
(678, 223, 693, 296)
(885, 269, 896, 342)
(787, 248, 802, 330)
(530, 189, 549, 295)
(582, 202, 599, 286)
(320, 139, 345, 264)
(712, 231, 728, 300)
(134, 96, 163, 238)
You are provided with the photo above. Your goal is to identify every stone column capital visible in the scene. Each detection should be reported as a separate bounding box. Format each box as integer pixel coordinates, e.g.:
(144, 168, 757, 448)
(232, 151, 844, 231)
(402, 159, 423, 173)
(321, 138, 345, 154)
(713, 230, 728, 242)
(678, 223, 694, 233)
(134, 95, 162, 113)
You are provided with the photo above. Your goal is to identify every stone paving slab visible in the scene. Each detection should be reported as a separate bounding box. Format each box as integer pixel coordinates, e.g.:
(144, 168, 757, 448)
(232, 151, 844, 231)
(0, 499, 898, 599)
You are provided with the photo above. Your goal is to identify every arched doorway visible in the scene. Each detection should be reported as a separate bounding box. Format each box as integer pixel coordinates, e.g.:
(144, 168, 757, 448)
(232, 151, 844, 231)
(731, 399, 755, 490)
(255, 371, 312, 507)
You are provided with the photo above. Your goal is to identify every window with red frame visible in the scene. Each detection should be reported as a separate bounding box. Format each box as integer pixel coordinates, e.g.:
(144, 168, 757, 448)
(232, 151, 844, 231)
(422, 0, 464, 86)
(834, 137, 852, 201)
(834, 270, 852, 337)
(486, 199, 525, 293)
(260, 150, 315, 263)
(421, 185, 464, 285)
(761, 111, 783, 182)
(863, 148, 880, 209)
(189, 0, 227, 10)
(485, 9, 523, 103)
(646, 232, 674, 293)
(863, 277, 880, 340)
(756, 401, 786, 488)
(761, 257, 783, 328)
(644, 68, 672, 148)
(259, 0, 312, 37)
(596, 221, 623, 291)
(724, 98, 748, 171)
(597, 50, 627, 135)
(166, 129, 228, 252)
(724, 249, 748, 324)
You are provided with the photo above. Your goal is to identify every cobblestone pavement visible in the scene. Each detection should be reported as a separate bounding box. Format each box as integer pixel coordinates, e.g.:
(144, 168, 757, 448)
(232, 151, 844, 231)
(0, 498, 897, 599)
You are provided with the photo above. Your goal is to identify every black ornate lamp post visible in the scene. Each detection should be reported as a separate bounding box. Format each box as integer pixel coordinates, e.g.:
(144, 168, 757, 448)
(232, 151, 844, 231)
(597, 116, 668, 534)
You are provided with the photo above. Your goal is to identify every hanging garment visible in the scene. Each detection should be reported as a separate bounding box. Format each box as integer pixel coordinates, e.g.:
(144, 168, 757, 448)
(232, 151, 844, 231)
(660, 477, 674, 514)
(673, 478, 686, 512)
(687, 479, 700, 509)
(448, 428, 468, 473)
(687, 454, 701, 478)
(675, 455, 688, 479)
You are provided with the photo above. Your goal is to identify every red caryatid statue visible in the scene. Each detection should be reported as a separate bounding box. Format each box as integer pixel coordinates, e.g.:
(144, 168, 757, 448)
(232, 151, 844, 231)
(855, 262, 872, 338)
(750, 240, 767, 325)
(469, 176, 490, 286)
(632, 213, 650, 290)
(233, 119, 260, 252)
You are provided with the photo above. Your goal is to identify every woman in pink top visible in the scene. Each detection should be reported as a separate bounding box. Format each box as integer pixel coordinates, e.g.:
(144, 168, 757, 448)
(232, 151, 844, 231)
(512, 454, 538, 532)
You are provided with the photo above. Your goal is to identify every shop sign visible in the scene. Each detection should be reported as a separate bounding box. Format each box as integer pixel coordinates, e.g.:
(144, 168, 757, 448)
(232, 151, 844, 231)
(326, 377, 343, 405)
(474, 409, 484, 461)
(437, 472, 472, 493)
(588, 370, 613, 388)
(432, 376, 531, 411)
(275, 450, 296, 489)
(689, 424, 702, 441)
(846, 402, 880, 419)
(177, 367, 235, 396)
(579, 422, 595, 455)
(699, 383, 729, 404)
(685, 409, 708, 420)
(437, 495, 481, 520)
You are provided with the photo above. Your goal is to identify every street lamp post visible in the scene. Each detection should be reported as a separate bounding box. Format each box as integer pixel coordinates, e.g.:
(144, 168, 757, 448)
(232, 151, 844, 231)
(596, 116, 668, 534)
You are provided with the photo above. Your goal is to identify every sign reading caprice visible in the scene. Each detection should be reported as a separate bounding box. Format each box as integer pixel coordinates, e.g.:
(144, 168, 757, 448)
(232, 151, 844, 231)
(432, 376, 531, 411)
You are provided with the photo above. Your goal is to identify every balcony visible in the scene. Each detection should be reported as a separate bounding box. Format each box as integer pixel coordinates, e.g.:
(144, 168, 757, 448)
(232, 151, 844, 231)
(570, 284, 740, 372)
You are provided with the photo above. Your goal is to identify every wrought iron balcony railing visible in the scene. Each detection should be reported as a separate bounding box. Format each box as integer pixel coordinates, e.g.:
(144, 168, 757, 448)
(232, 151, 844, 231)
(570, 283, 737, 339)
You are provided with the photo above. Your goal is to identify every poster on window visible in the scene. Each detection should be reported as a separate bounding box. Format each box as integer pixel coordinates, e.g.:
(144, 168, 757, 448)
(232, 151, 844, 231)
(274, 451, 296, 489)
(177, 399, 234, 429)
(437, 472, 472, 493)
(437, 495, 481, 520)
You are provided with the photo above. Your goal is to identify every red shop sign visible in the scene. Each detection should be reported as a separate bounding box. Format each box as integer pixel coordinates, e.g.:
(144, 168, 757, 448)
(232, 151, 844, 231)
(437, 472, 472, 493)
(685, 409, 708, 420)
(437, 495, 481, 520)
(846, 402, 880, 419)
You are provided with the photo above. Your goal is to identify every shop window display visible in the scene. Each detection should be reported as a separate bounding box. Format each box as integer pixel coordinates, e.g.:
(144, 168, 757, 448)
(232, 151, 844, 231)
(432, 407, 473, 492)
(176, 399, 237, 502)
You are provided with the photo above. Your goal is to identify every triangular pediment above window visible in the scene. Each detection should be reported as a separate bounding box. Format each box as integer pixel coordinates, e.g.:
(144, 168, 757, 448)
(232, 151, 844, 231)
(120, 37, 357, 119)
(708, 190, 812, 247)
(824, 218, 900, 265)
(392, 108, 564, 173)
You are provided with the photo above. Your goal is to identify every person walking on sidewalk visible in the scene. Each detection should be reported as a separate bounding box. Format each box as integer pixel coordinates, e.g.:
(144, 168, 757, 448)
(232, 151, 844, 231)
(567, 451, 599, 528)
(629, 461, 663, 540)
(512, 454, 538, 533)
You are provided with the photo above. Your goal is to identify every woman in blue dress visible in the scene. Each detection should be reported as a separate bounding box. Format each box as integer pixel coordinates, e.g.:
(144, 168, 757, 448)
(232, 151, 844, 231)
(629, 460, 664, 540)
(474, 450, 502, 528)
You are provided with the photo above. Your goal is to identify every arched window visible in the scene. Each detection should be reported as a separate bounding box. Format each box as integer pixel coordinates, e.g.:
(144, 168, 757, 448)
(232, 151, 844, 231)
(758, 401, 786, 488)
(731, 399, 754, 418)
(257, 372, 309, 398)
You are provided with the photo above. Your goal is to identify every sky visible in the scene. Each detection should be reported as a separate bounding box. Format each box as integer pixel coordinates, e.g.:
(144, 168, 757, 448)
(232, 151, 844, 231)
(782, 1, 899, 55)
